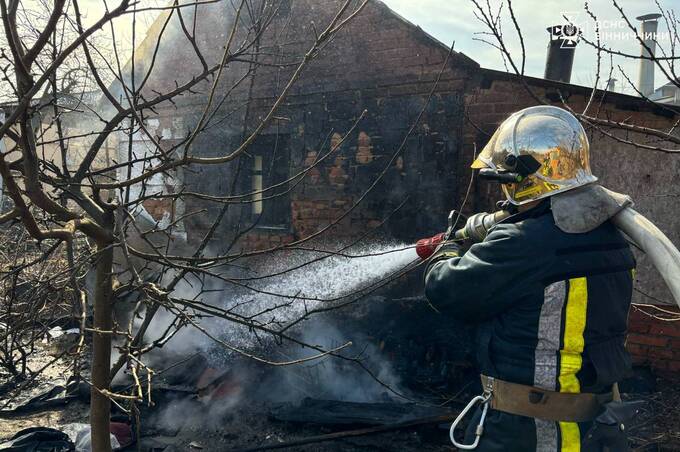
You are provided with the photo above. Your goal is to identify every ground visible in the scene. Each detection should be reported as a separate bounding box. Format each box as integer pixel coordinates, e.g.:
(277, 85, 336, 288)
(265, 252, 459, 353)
(628, 380, 680, 451)
(2, 346, 680, 451)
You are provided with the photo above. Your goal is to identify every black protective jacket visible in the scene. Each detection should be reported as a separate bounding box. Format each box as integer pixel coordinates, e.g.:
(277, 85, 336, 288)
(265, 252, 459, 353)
(425, 201, 635, 452)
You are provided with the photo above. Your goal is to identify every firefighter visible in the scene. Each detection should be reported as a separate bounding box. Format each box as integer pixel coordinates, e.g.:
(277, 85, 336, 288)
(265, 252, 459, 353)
(425, 106, 638, 451)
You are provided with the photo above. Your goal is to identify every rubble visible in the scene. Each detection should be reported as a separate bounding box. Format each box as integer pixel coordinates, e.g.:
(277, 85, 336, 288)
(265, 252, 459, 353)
(270, 398, 454, 426)
(0, 427, 74, 451)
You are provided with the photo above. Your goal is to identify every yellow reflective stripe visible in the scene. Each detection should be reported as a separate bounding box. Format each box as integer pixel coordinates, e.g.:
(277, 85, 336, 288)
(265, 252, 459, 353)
(559, 277, 588, 394)
(557, 277, 588, 452)
(437, 251, 459, 259)
(559, 422, 581, 452)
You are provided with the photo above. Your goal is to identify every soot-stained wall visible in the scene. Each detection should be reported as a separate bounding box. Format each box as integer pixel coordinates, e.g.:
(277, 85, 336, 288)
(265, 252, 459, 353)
(128, 0, 476, 251)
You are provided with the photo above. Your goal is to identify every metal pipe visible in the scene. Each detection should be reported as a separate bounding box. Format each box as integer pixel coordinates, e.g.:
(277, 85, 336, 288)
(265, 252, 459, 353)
(606, 78, 617, 92)
(636, 14, 662, 97)
(544, 26, 577, 83)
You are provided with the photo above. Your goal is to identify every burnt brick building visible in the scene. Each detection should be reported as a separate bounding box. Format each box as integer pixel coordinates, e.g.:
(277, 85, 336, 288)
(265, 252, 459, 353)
(118, 0, 479, 249)
(117, 0, 680, 375)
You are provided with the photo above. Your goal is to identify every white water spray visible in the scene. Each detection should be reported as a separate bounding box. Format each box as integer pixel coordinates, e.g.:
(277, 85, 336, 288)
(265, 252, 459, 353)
(147, 242, 419, 355)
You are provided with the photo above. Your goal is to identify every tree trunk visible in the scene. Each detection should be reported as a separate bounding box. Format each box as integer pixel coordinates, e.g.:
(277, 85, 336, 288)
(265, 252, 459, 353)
(90, 241, 114, 452)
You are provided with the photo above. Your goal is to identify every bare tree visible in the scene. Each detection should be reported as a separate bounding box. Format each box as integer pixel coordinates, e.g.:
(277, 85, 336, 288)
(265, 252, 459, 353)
(0, 0, 427, 449)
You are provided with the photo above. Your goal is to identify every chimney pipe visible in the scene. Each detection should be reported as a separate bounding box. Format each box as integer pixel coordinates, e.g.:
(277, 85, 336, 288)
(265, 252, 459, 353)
(606, 78, 617, 92)
(636, 13, 662, 97)
(545, 25, 579, 83)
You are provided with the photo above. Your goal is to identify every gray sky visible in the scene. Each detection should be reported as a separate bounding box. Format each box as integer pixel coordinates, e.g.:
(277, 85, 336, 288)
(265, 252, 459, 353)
(381, 0, 677, 94)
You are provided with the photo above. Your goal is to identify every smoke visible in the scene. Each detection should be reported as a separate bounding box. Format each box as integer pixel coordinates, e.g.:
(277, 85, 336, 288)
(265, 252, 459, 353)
(259, 319, 404, 404)
(150, 390, 243, 431)
(148, 316, 405, 433)
(130, 241, 417, 406)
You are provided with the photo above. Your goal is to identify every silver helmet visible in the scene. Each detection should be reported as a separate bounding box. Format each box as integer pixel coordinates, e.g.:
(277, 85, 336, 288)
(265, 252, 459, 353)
(472, 106, 597, 205)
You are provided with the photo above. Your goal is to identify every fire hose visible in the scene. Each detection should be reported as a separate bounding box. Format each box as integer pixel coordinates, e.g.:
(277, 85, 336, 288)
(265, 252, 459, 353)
(612, 208, 680, 308)
(415, 204, 680, 449)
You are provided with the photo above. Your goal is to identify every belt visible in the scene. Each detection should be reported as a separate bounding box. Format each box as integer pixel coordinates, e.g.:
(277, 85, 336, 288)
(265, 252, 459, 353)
(480, 375, 613, 423)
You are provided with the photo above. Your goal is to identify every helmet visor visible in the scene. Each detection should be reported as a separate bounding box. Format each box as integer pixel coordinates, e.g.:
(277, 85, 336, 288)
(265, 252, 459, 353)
(513, 115, 590, 184)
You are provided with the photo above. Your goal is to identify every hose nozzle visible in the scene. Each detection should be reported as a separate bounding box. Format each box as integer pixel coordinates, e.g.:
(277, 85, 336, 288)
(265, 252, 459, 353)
(416, 232, 446, 260)
(415, 210, 512, 261)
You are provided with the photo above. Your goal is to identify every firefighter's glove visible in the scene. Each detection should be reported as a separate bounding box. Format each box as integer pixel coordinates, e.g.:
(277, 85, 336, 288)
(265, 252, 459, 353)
(426, 240, 461, 270)
(581, 400, 645, 452)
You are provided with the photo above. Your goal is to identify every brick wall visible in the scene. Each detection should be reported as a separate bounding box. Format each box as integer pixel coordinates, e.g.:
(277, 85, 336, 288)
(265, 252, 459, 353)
(240, 231, 295, 252)
(627, 305, 680, 377)
(133, 0, 477, 250)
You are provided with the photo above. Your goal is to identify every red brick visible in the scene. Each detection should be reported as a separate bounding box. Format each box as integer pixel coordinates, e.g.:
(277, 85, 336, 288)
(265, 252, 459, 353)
(649, 358, 669, 371)
(649, 324, 680, 338)
(631, 355, 649, 366)
(648, 348, 675, 360)
(627, 321, 650, 334)
(625, 343, 647, 356)
(628, 308, 650, 321)
(627, 333, 669, 348)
